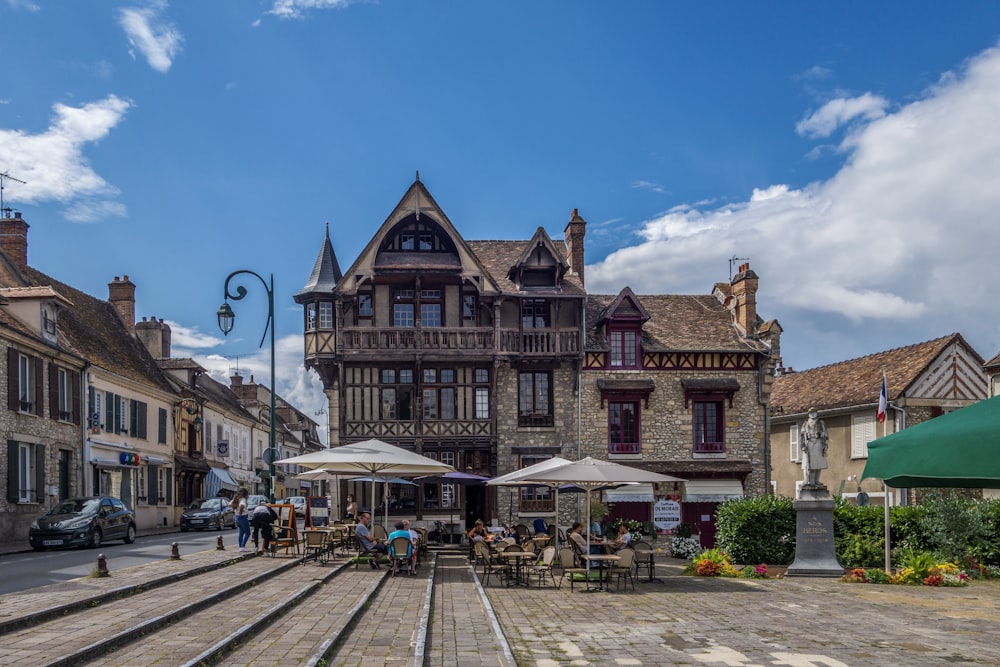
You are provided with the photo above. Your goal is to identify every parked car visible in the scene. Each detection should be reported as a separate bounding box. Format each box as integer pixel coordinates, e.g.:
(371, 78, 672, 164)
(247, 495, 269, 511)
(179, 497, 236, 531)
(282, 496, 307, 517)
(29, 496, 136, 550)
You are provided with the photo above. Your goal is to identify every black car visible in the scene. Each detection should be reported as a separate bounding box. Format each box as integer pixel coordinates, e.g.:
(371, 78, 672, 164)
(179, 497, 236, 531)
(29, 496, 136, 550)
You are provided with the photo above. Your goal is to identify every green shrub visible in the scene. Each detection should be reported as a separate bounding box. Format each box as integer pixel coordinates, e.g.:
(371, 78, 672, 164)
(715, 495, 796, 565)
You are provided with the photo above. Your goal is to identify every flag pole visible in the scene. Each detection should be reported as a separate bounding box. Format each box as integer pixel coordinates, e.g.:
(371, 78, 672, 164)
(879, 369, 891, 573)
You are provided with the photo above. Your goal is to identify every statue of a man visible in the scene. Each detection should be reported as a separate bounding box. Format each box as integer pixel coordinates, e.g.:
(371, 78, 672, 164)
(800, 407, 829, 487)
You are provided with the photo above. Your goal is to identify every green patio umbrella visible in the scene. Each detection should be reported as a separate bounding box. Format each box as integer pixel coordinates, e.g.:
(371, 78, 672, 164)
(862, 395, 1000, 488)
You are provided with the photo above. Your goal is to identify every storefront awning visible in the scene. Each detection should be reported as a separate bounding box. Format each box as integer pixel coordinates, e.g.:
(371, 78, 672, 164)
(605, 483, 655, 503)
(205, 466, 239, 497)
(683, 479, 744, 502)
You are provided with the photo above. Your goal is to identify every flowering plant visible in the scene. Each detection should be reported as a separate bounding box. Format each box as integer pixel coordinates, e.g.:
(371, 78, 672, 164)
(670, 536, 702, 559)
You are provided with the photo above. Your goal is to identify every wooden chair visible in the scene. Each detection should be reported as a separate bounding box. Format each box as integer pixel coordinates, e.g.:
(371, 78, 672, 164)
(631, 541, 660, 583)
(302, 530, 329, 565)
(389, 535, 414, 576)
(611, 548, 636, 592)
(526, 546, 558, 588)
(473, 540, 505, 587)
(557, 546, 587, 591)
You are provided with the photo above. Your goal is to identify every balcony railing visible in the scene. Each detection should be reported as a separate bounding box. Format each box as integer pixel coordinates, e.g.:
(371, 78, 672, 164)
(340, 327, 493, 352)
(338, 326, 580, 356)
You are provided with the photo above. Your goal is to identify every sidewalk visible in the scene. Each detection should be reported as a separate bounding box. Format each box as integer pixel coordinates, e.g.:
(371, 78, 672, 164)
(0, 525, 181, 557)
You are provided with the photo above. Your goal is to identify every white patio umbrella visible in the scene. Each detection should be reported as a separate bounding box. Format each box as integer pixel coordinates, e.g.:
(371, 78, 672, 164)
(487, 457, 573, 549)
(509, 457, 685, 583)
(277, 439, 454, 528)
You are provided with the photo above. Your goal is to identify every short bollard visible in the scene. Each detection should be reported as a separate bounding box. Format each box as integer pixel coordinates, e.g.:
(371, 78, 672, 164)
(96, 553, 109, 577)
(170, 542, 181, 560)
(217, 535, 225, 550)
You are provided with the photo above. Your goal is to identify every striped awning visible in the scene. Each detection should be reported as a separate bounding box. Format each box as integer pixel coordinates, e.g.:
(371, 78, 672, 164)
(205, 466, 238, 497)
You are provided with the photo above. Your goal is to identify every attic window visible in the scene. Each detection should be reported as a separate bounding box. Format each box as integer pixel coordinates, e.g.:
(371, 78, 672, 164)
(42, 306, 57, 335)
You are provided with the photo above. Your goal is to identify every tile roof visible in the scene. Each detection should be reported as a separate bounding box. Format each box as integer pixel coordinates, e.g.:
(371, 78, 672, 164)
(19, 267, 175, 394)
(585, 293, 769, 353)
(464, 240, 586, 297)
(770, 333, 972, 416)
(984, 351, 1000, 371)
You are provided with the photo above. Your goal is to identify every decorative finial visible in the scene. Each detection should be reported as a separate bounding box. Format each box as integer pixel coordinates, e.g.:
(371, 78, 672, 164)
(415, 170, 420, 182)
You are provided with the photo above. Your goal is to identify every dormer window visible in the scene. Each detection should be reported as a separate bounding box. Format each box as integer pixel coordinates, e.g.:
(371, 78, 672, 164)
(41, 304, 57, 341)
(609, 328, 640, 369)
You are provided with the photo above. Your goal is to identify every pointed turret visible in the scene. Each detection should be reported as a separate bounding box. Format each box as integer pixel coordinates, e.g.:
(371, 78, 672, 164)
(295, 222, 343, 302)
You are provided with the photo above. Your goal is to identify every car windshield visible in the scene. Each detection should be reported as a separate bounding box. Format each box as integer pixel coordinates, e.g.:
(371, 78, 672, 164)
(187, 499, 218, 510)
(49, 498, 100, 515)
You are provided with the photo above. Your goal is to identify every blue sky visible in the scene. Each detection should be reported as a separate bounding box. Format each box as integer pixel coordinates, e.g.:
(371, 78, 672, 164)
(3, 1, 1000, 426)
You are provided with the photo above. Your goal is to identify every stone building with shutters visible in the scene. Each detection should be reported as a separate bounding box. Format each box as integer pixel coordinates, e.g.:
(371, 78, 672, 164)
(769, 333, 989, 506)
(297, 177, 781, 544)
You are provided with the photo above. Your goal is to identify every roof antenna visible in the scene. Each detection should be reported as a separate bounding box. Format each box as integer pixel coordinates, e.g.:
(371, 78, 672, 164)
(729, 255, 750, 281)
(0, 171, 27, 217)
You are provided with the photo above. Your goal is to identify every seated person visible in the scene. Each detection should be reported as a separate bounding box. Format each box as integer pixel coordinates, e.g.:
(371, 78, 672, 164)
(355, 512, 388, 569)
(569, 521, 605, 556)
(403, 519, 420, 570)
(388, 521, 414, 573)
(532, 517, 548, 536)
(467, 519, 489, 542)
(612, 523, 632, 551)
(591, 520, 603, 538)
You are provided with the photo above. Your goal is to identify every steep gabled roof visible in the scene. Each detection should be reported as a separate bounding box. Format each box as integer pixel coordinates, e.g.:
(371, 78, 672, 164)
(295, 222, 343, 301)
(465, 240, 586, 297)
(593, 287, 649, 325)
(20, 266, 175, 393)
(585, 293, 768, 353)
(333, 178, 501, 295)
(770, 333, 984, 416)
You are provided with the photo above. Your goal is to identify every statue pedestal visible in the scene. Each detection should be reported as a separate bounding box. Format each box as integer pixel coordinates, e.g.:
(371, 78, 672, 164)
(786, 486, 844, 577)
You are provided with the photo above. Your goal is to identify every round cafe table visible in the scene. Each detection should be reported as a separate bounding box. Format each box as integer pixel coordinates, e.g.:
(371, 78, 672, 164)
(579, 553, 621, 591)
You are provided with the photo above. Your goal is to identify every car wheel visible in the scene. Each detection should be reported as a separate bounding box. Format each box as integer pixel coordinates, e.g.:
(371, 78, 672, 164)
(124, 524, 136, 544)
(180, 527, 189, 532)
(89, 527, 103, 549)
(32, 545, 45, 552)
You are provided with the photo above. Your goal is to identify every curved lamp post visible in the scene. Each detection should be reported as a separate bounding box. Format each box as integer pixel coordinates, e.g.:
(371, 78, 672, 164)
(218, 270, 276, 502)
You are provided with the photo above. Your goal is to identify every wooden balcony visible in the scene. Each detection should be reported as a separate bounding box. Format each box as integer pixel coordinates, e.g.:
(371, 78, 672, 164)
(340, 327, 493, 352)
(338, 326, 581, 357)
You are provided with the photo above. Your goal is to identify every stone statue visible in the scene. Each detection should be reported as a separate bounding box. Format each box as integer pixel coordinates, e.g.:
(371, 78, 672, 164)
(800, 407, 829, 487)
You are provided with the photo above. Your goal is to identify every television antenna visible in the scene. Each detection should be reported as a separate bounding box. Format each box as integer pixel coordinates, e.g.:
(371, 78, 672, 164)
(729, 255, 750, 281)
(0, 171, 27, 216)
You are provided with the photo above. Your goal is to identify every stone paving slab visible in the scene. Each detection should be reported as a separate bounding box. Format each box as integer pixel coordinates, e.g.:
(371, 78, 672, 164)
(484, 558, 1000, 666)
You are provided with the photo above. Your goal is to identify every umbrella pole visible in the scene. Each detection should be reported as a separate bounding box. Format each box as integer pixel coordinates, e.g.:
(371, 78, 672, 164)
(883, 481, 891, 572)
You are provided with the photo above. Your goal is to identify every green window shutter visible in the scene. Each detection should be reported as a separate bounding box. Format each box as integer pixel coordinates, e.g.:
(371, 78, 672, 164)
(6, 440, 18, 502)
(7, 348, 18, 411)
(148, 467, 158, 506)
(158, 408, 167, 444)
(137, 402, 148, 439)
(105, 391, 114, 433)
(34, 444, 46, 503)
(129, 400, 138, 437)
(34, 357, 43, 416)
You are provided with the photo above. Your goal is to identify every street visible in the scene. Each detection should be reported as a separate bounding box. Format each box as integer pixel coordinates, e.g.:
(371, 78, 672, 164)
(0, 530, 229, 595)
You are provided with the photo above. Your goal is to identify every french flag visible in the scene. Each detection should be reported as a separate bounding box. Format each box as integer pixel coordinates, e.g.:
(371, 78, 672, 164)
(877, 371, 887, 424)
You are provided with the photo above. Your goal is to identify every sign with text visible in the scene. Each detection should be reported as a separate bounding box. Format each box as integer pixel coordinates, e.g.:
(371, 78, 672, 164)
(653, 498, 681, 532)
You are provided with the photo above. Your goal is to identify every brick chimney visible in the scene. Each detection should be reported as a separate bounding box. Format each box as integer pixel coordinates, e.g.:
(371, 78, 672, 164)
(136, 316, 172, 358)
(0, 211, 29, 267)
(563, 208, 586, 286)
(108, 275, 136, 334)
(731, 262, 759, 337)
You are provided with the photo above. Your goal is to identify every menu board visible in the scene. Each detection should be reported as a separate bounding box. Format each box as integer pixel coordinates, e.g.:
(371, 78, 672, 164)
(306, 496, 330, 527)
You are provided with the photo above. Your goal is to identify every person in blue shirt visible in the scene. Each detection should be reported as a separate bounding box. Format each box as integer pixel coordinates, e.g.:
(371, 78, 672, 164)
(388, 521, 414, 575)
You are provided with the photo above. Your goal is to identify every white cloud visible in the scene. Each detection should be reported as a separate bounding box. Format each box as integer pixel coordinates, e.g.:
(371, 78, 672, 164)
(632, 180, 666, 194)
(267, 0, 359, 20)
(796, 92, 889, 139)
(118, 2, 183, 73)
(587, 45, 1000, 368)
(162, 320, 224, 349)
(6, 0, 40, 11)
(0, 95, 131, 218)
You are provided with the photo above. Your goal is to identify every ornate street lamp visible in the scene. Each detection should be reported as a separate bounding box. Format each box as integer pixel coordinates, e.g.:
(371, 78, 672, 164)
(218, 270, 276, 502)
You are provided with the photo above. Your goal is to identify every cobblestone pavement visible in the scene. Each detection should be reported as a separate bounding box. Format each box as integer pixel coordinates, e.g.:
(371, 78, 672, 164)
(4, 538, 1000, 667)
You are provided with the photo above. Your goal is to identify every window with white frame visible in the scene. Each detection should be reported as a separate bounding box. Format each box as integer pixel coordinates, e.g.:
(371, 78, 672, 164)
(57, 368, 72, 421)
(7, 441, 42, 503)
(318, 302, 334, 328)
(852, 414, 876, 458)
(789, 423, 800, 462)
(18, 353, 36, 413)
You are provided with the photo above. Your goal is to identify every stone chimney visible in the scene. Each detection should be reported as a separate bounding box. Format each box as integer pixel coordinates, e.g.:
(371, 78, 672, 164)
(0, 211, 29, 267)
(563, 208, 586, 286)
(108, 275, 136, 335)
(136, 316, 172, 358)
(731, 262, 759, 337)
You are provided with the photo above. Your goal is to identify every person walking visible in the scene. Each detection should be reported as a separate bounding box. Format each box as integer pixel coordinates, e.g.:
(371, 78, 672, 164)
(232, 488, 251, 552)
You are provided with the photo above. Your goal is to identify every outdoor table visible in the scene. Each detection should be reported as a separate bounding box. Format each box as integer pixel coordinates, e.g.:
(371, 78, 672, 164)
(499, 551, 534, 587)
(580, 554, 621, 592)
